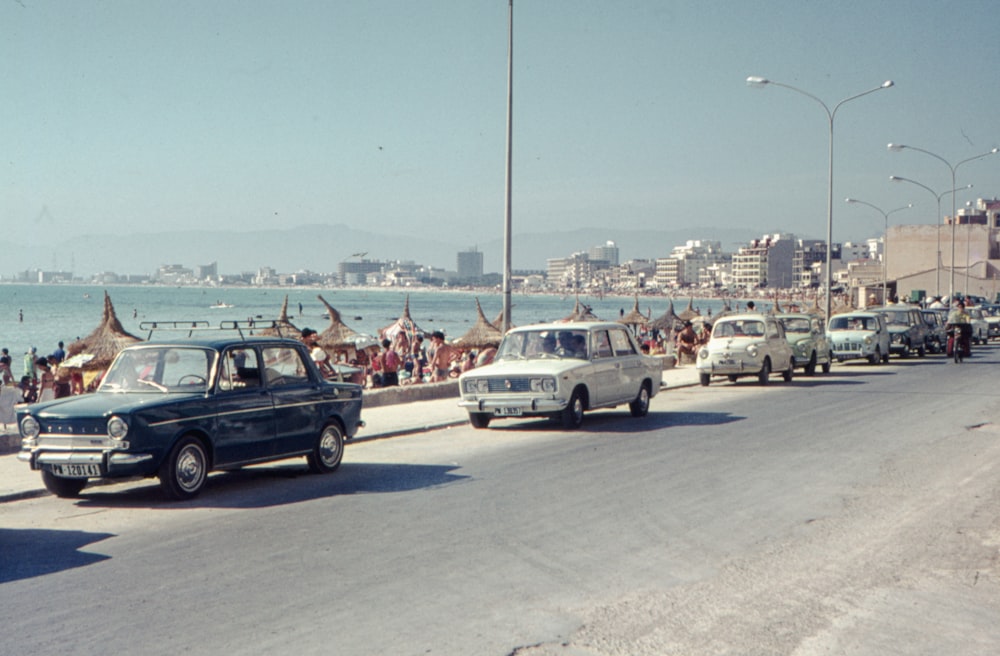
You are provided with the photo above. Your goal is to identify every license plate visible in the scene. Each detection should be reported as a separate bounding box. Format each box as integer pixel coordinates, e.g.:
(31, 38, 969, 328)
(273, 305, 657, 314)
(493, 407, 522, 417)
(719, 359, 736, 366)
(52, 463, 101, 478)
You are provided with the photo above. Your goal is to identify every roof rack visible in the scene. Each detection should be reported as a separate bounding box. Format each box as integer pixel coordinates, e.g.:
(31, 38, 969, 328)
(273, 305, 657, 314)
(139, 320, 288, 340)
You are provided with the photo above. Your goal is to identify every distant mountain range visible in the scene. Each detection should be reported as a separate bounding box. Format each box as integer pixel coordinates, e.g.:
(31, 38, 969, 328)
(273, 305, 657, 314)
(25, 224, 769, 277)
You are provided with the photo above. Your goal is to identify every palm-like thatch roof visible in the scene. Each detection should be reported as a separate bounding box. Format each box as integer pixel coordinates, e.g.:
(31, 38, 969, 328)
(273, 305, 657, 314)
(561, 297, 600, 322)
(649, 299, 683, 332)
(380, 294, 427, 341)
(455, 298, 505, 350)
(617, 295, 649, 327)
(677, 298, 700, 321)
(315, 294, 366, 352)
(255, 295, 299, 338)
(65, 291, 142, 370)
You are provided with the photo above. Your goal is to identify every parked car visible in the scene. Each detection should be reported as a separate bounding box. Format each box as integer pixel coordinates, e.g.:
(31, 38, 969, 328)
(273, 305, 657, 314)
(696, 313, 795, 386)
(966, 306, 989, 344)
(457, 321, 663, 429)
(828, 312, 890, 364)
(18, 330, 364, 500)
(872, 305, 929, 357)
(920, 308, 947, 353)
(776, 313, 833, 374)
(981, 304, 1000, 341)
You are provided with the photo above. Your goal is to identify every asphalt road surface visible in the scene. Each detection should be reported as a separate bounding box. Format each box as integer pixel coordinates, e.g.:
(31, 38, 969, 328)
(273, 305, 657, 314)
(3, 347, 999, 656)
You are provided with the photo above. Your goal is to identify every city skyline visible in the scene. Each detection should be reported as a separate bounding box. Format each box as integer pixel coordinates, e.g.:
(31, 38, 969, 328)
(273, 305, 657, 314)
(4, 1, 1000, 276)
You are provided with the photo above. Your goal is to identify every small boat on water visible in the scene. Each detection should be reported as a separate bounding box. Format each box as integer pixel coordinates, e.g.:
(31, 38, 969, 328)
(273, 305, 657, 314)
(210, 301, 234, 309)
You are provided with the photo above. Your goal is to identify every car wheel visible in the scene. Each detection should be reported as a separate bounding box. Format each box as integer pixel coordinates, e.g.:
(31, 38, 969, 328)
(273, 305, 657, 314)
(307, 422, 344, 474)
(629, 383, 651, 417)
(757, 358, 771, 385)
(782, 359, 794, 382)
(561, 388, 585, 429)
(868, 348, 879, 365)
(900, 341, 910, 358)
(821, 352, 832, 373)
(41, 470, 87, 498)
(727, 374, 738, 382)
(804, 352, 817, 376)
(159, 435, 209, 500)
(468, 412, 492, 429)
(918, 344, 926, 357)
(882, 348, 890, 363)
(700, 373, 711, 386)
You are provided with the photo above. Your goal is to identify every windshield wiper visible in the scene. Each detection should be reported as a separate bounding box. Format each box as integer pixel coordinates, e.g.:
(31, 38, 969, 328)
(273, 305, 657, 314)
(137, 378, 168, 393)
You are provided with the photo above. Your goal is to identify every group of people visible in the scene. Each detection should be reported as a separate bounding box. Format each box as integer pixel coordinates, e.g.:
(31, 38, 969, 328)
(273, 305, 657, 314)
(300, 327, 495, 389)
(0, 341, 81, 404)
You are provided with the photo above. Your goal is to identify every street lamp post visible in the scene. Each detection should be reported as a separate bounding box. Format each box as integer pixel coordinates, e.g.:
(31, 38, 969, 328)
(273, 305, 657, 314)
(887, 144, 998, 300)
(845, 198, 912, 304)
(888, 176, 973, 299)
(747, 77, 894, 321)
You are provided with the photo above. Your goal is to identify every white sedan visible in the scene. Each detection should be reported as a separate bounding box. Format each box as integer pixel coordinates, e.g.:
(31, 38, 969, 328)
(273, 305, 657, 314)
(696, 313, 795, 386)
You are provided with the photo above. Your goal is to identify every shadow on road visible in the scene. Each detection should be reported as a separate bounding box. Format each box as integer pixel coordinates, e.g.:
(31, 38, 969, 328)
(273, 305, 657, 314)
(0, 528, 113, 584)
(68, 462, 469, 510)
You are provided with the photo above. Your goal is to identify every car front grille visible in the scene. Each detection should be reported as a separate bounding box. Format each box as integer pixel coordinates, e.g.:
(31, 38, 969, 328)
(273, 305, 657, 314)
(486, 377, 532, 393)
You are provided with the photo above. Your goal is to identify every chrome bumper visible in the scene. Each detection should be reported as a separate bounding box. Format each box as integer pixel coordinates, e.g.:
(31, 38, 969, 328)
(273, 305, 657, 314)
(458, 396, 567, 413)
(19, 448, 154, 471)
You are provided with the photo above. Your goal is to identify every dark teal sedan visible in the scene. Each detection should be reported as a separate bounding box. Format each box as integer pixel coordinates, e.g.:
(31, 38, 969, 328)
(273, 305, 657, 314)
(17, 335, 364, 500)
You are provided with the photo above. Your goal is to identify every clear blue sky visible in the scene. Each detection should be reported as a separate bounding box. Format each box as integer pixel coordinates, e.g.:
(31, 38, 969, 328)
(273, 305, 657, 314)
(3, 0, 999, 262)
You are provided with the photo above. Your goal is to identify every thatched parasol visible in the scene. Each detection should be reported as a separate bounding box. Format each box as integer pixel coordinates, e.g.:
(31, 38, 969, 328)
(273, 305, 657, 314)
(65, 291, 142, 371)
(618, 295, 649, 328)
(455, 298, 505, 350)
(316, 294, 364, 353)
(380, 294, 427, 341)
(561, 296, 600, 322)
(677, 298, 700, 321)
(255, 295, 299, 338)
(649, 299, 683, 332)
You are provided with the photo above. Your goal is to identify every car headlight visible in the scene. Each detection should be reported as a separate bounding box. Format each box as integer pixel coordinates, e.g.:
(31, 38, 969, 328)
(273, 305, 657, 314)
(698, 347, 708, 359)
(463, 379, 489, 394)
(530, 377, 556, 393)
(107, 416, 129, 440)
(863, 335, 874, 345)
(20, 415, 39, 439)
(746, 344, 758, 358)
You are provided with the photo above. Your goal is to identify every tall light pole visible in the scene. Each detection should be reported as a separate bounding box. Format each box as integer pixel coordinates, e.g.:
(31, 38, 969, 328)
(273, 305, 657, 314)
(887, 144, 998, 300)
(845, 198, 912, 304)
(747, 77, 894, 321)
(500, 0, 514, 332)
(889, 176, 973, 299)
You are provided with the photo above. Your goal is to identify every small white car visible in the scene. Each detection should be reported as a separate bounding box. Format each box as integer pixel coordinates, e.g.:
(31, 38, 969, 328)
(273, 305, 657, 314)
(966, 306, 989, 344)
(458, 322, 663, 429)
(696, 313, 795, 386)
(776, 313, 833, 375)
(828, 312, 890, 364)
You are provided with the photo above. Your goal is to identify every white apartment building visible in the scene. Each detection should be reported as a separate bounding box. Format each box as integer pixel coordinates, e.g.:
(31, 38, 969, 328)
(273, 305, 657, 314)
(652, 240, 728, 288)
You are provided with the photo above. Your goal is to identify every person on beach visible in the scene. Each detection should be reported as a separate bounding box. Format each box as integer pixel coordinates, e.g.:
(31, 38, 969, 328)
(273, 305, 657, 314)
(428, 331, 455, 382)
(675, 321, 698, 363)
(51, 341, 66, 364)
(301, 327, 336, 379)
(36, 357, 55, 402)
(23, 347, 37, 382)
(0, 348, 13, 385)
(379, 338, 400, 387)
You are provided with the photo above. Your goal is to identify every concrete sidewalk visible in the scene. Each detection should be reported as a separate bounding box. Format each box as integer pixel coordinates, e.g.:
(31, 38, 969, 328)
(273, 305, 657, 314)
(0, 365, 701, 503)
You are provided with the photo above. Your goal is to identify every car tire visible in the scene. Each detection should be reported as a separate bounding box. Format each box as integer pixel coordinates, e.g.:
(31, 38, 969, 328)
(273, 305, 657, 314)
(700, 373, 711, 386)
(782, 359, 794, 382)
(159, 435, 209, 500)
(900, 341, 910, 358)
(629, 383, 650, 418)
(307, 422, 344, 474)
(882, 348, 890, 363)
(868, 348, 879, 365)
(727, 374, 738, 382)
(469, 413, 492, 429)
(821, 353, 832, 373)
(41, 470, 87, 498)
(918, 344, 926, 357)
(804, 352, 817, 376)
(757, 358, 771, 385)
(561, 388, 585, 429)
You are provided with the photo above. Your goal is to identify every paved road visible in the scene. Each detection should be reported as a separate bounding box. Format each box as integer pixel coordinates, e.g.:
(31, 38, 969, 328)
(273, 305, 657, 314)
(2, 349, 999, 655)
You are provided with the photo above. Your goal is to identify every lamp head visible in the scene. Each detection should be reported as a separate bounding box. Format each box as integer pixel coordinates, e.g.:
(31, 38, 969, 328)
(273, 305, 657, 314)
(845, 198, 858, 203)
(881, 80, 895, 88)
(887, 143, 906, 152)
(746, 76, 769, 87)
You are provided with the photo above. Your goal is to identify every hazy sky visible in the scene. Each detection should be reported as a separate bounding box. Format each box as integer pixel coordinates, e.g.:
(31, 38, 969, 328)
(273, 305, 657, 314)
(4, 0, 1000, 258)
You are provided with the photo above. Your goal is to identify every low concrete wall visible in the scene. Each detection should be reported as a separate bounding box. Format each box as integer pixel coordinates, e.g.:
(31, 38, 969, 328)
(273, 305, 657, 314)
(362, 380, 459, 408)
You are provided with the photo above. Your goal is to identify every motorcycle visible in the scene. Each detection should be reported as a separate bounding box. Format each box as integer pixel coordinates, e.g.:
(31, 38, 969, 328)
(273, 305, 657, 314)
(946, 323, 972, 363)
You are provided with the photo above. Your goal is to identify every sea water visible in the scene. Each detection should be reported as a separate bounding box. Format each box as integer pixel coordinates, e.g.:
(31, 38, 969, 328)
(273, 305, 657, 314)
(0, 284, 730, 368)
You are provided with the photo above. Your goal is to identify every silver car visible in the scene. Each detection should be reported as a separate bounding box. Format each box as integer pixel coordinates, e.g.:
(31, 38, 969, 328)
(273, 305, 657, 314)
(828, 312, 890, 364)
(776, 313, 833, 374)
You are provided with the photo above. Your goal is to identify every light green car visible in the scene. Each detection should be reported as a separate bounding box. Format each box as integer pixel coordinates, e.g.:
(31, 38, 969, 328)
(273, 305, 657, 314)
(776, 313, 833, 374)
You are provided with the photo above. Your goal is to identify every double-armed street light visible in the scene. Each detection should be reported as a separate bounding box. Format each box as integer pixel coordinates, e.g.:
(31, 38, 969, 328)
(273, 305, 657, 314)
(845, 199, 913, 304)
(747, 76, 894, 321)
(888, 175, 973, 299)
(887, 144, 999, 300)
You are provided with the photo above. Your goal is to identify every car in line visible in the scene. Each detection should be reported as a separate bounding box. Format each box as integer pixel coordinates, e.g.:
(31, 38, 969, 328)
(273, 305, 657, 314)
(458, 322, 662, 429)
(18, 326, 364, 500)
(920, 308, 948, 353)
(776, 312, 832, 374)
(966, 306, 989, 344)
(828, 311, 890, 364)
(980, 304, 1000, 341)
(696, 313, 795, 386)
(871, 305, 929, 357)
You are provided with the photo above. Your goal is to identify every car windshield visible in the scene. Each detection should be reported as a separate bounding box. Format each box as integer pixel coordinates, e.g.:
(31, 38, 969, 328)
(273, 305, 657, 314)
(829, 316, 876, 331)
(496, 329, 588, 360)
(712, 320, 764, 338)
(780, 318, 811, 334)
(880, 311, 909, 326)
(99, 346, 215, 393)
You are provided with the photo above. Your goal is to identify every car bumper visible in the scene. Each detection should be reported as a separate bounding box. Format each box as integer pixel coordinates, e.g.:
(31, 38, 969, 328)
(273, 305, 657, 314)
(459, 396, 567, 415)
(696, 358, 762, 375)
(19, 447, 156, 478)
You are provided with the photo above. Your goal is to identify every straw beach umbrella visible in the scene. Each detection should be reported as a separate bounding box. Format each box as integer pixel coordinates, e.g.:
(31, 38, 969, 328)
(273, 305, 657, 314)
(618, 295, 649, 331)
(561, 296, 600, 322)
(677, 298, 700, 322)
(316, 294, 364, 357)
(66, 291, 142, 372)
(380, 294, 426, 342)
(256, 295, 299, 338)
(455, 298, 505, 350)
